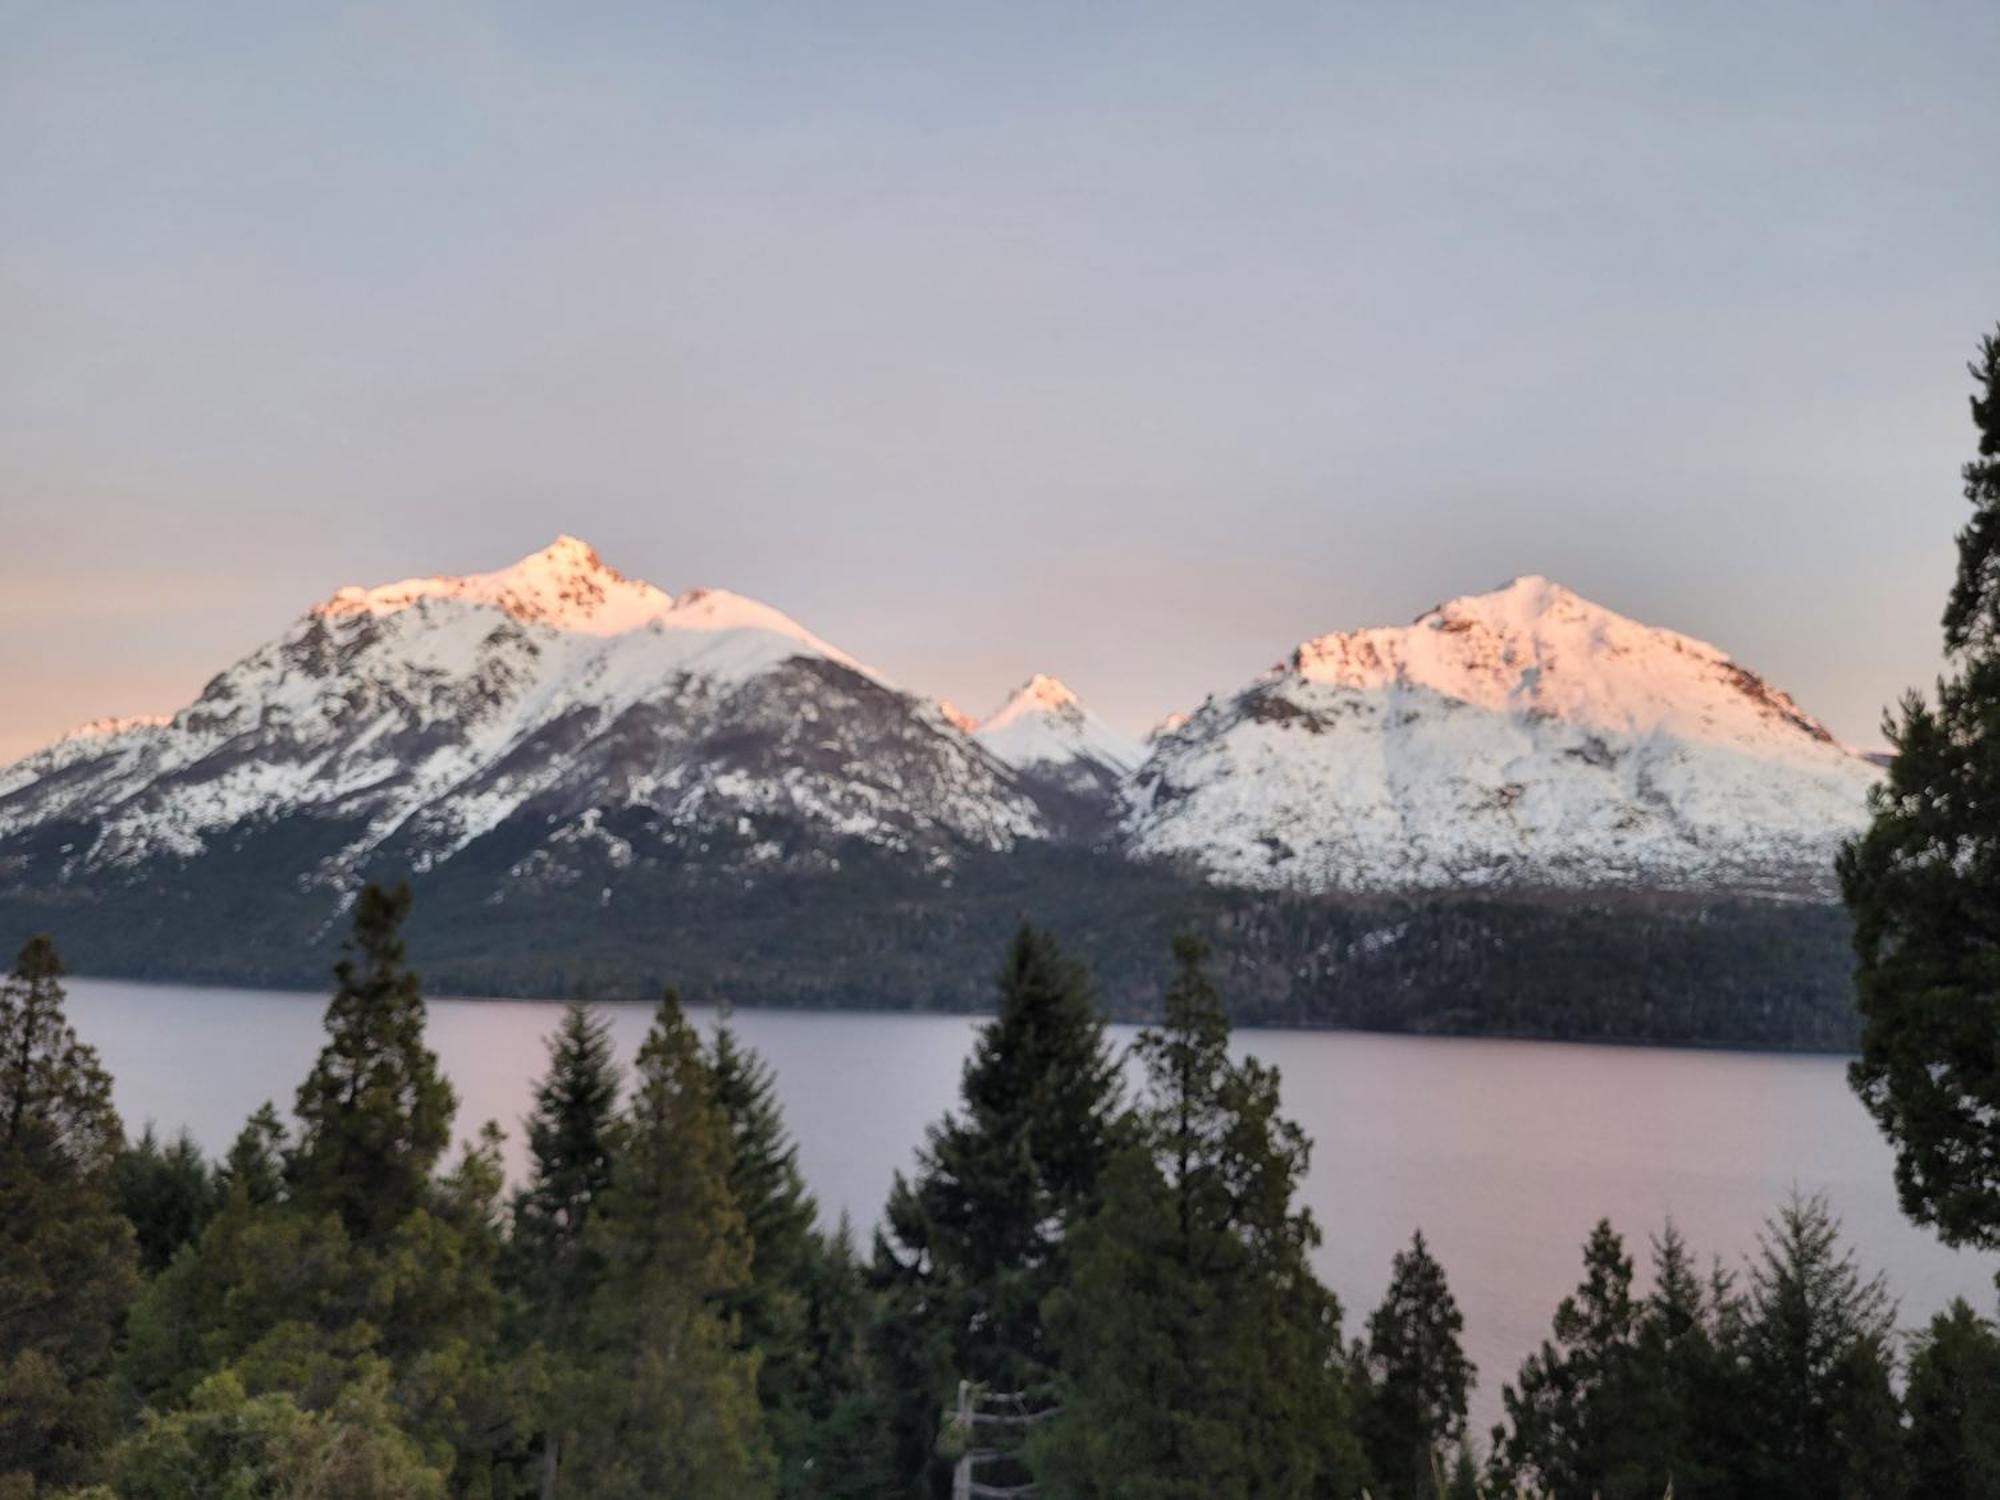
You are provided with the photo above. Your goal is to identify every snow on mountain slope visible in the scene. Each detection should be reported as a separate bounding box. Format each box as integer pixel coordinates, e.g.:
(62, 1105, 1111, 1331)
(975, 675, 1142, 777)
(0, 538, 1041, 890)
(1124, 577, 1880, 895)
(971, 675, 1144, 829)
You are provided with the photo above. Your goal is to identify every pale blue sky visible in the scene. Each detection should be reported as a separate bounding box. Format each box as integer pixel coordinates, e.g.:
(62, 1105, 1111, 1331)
(3, 1, 1995, 757)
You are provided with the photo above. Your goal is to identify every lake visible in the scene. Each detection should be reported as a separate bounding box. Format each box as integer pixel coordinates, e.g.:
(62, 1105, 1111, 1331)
(65, 976, 2000, 1435)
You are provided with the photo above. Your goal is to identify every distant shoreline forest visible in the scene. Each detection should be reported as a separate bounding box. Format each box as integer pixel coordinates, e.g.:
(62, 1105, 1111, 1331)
(0, 848, 1862, 1051)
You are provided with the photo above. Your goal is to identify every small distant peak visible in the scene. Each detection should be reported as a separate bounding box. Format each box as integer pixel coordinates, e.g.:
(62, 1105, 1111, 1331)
(1002, 673, 1081, 717)
(974, 673, 1143, 773)
(938, 700, 980, 734)
(1147, 710, 1191, 744)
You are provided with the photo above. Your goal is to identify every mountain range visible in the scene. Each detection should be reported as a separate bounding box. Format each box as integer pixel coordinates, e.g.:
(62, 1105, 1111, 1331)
(0, 538, 1878, 1044)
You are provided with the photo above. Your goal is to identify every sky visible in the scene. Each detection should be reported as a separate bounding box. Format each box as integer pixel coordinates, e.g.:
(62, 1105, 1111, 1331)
(3, 1, 1996, 760)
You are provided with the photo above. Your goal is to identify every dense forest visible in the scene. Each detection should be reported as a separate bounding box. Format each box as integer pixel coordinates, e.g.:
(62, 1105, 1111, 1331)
(0, 842, 1863, 1050)
(2, 890, 1994, 1499)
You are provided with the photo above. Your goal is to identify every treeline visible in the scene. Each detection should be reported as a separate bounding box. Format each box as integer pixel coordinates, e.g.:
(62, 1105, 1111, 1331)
(3, 889, 1994, 1499)
(5, 840, 1862, 1050)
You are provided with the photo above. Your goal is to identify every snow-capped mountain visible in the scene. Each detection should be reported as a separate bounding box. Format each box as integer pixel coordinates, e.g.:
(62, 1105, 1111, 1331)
(1123, 576, 1880, 896)
(0, 537, 1044, 893)
(972, 674, 1143, 815)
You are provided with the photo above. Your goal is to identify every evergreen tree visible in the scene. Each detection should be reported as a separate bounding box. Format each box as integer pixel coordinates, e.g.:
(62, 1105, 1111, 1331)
(569, 989, 773, 1499)
(872, 922, 1122, 1493)
(706, 1016, 821, 1493)
(1035, 935, 1365, 1500)
(1624, 1223, 1742, 1500)
(121, 898, 528, 1497)
(218, 1102, 289, 1208)
(1492, 1220, 1642, 1500)
(1736, 1194, 1906, 1500)
(1840, 325, 2000, 1251)
(0, 933, 140, 1494)
(1362, 1230, 1474, 1500)
(113, 1125, 222, 1275)
(510, 1003, 620, 1334)
(794, 1217, 893, 1499)
(290, 882, 456, 1243)
(1904, 1298, 2000, 1497)
(509, 1003, 621, 1497)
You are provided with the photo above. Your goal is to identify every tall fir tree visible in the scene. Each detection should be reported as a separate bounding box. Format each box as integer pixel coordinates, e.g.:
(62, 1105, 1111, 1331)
(290, 883, 456, 1243)
(1735, 1193, 1906, 1500)
(509, 1003, 621, 1498)
(510, 1003, 620, 1333)
(705, 1016, 821, 1493)
(570, 989, 773, 1500)
(1840, 325, 2000, 1251)
(1035, 936, 1364, 1500)
(1492, 1219, 1642, 1500)
(1623, 1223, 1743, 1500)
(1361, 1230, 1474, 1500)
(872, 922, 1122, 1494)
(0, 933, 140, 1495)
(1904, 1298, 2000, 1496)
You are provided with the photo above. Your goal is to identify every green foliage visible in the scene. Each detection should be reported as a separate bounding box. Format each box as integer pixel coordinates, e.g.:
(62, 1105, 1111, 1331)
(1493, 1199, 1911, 1500)
(1841, 326, 2000, 1252)
(1904, 1298, 2000, 1495)
(109, 1368, 446, 1500)
(1036, 935, 1364, 1499)
(119, 895, 533, 1498)
(792, 1217, 894, 1498)
(1735, 1194, 1905, 1500)
(113, 1125, 222, 1275)
(872, 922, 1123, 1492)
(290, 883, 456, 1243)
(0, 933, 140, 1495)
(567, 989, 774, 1499)
(706, 1016, 822, 1492)
(1362, 1231, 1474, 1500)
(508, 1002, 619, 1337)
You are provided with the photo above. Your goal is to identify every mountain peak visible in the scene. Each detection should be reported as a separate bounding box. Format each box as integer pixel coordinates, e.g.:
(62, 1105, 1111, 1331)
(318, 535, 671, 635)
(975, 674, 1142, 775)
(983, 673, 1083, 728)
(1286, 575, 1840, 749)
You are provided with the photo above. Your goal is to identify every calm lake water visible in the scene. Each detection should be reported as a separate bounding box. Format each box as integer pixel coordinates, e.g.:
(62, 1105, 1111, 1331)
(65, 977, 2000, 1435)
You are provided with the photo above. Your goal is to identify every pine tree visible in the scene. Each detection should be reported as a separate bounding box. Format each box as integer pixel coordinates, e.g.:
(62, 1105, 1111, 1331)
(511, 1003, 620, 1334)
(872, 922, 1122, 1492)
(570, 989, 773, 1499)
(0, 932, 140, 1494)
(509, 1003, 621, 1497)
(1905, 1298, 2000, 1496)
(1840, 325, 2000, 1251)
(1035, 935, 1364, 1500)
(794, 1216, 893, 1499)
(1736, 1193, 1906, 1500)
(1362, 1230, 1474, 1500)
(1492, 1220, 1642, 1499)
(706, 1016, 821, 1493)
(218, 1102, 289, 1208)
(290, 883, 456, 1243)
(1625, 1222, 1741, 1500)
(114, 1124, 223, 1275)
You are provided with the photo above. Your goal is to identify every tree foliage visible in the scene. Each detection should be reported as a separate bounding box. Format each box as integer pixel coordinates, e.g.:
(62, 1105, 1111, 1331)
(290, 883, 456, 1245)
(1841, 326, 2000, 1250)
(0, 933, 139, 1495)
(1036, 935, 1363, 1499)
(1361, 1230, 1474, 1500)
(872, 922, 1122, 1493)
